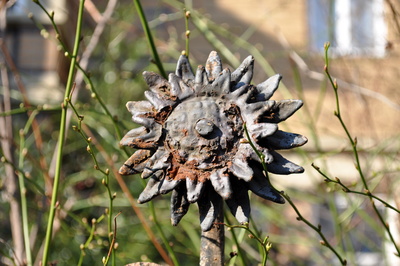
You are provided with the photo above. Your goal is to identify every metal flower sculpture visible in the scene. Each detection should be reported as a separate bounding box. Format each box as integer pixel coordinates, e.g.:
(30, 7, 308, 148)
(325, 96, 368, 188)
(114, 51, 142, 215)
(119, 51, 307, 231)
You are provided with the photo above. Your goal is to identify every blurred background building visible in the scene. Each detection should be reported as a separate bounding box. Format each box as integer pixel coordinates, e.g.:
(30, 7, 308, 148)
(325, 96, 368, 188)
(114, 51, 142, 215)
(1, 0, 399, 265)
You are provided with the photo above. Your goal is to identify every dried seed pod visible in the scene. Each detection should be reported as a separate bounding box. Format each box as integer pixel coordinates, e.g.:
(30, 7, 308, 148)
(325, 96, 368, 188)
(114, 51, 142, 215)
(120, 51, 307, 231)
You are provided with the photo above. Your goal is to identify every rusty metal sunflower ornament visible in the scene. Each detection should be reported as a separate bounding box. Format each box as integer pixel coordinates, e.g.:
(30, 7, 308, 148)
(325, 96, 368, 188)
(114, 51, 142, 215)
(119, 51, 307, 231)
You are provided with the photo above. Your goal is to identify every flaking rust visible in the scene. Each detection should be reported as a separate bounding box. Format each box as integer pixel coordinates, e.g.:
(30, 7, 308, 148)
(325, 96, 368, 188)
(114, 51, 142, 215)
(119, 51, 307, 231)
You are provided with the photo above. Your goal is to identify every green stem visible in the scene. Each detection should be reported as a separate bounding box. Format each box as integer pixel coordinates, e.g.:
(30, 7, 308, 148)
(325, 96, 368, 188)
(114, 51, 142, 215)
(17, 111, 38, 266)
(224, 213, 248, 266)
(41, 0, 85, 264)
(243, 123, 272, 185)
(68, 101, 116, 265)
(78, 219, 97, 266)
(281, 193, 347, 265)
(133, 0, 167, 78)
(224, 222, 270, 266)
(149, 200, 180, 266)
(184, 8, 190, 57)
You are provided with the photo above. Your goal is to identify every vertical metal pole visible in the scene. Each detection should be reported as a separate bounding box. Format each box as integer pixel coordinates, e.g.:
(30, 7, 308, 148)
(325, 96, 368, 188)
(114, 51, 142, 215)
(199, 197, 224, 266)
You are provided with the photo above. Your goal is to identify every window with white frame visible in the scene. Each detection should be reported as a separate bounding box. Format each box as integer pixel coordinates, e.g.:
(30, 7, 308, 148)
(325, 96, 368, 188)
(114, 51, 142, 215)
(308, 0, 387, 57)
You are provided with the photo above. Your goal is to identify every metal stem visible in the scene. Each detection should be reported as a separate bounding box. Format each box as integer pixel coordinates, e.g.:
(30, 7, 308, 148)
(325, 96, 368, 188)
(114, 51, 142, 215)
(200, 196, 224, 266)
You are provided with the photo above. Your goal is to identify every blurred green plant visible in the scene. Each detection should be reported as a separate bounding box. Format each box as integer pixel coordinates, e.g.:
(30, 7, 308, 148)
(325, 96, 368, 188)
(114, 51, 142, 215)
(0, 0, 399, 266)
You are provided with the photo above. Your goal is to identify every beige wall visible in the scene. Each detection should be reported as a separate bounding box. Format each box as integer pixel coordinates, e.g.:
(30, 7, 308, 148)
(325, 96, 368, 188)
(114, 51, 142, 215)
(191, 0, 400, 142)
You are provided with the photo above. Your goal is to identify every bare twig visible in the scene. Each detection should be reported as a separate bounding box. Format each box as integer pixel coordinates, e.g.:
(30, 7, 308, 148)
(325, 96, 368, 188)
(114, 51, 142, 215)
(104, 212, 122, 265)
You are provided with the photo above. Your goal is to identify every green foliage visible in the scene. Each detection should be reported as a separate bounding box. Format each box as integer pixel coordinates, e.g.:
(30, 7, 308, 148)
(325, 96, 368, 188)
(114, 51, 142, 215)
(0, 0, 399, 265)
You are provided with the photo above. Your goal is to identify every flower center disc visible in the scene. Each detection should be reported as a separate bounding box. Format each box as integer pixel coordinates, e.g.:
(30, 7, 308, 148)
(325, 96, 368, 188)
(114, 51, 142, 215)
(164, 97, 241, 169)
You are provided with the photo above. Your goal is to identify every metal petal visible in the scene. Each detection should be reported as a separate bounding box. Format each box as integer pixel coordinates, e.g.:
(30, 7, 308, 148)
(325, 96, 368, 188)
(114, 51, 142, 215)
(229, 84, 249, 99)
(137, 172, 165, 203)
(209, 168, 232, 199)
(126, 101, 153, 115)
(235, 86, 258, 105)
(229, 150, 254, 182)
(171, 184, 190, 226)
(234, 144, 261, 164)
(144, 90, 174, 111)
(176, 54, 195, 82)
(205, 51, 222, 81)
(197, 184, 222, 231)
(225, 178, 250, 224)
(141, 148, 170, 178)
(143, 71, 170, 93)
(131, 114, 155, 128)
(186, 178, 205, 203)
(120, 127, 147, 145)
(262, 100, 303, 123)
(159, 178, 181, 194)
(194, 65, 206, 85)
(243, 101, 276, 123)
(267, 151, 304, 174)
(259, 130, 308, 150)
(168, 73, 182, 97)
(255, 74, 282, 101)
(231, 55, 254, 89)
(169, 73, 194, 100)
(212, 68, 231, 94)
(119, 149, 154, 175)
(247, 122, 278, 141)
(247, 163, 285, 203)
(120, 124, 162, 149)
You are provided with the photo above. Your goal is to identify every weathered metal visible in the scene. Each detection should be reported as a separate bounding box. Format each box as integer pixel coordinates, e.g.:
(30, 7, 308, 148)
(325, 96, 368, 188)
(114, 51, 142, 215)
(119, 51, 307, 232)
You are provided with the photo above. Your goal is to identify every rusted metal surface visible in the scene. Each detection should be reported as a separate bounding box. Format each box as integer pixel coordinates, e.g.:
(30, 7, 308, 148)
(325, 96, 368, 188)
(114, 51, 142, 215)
(119, 51, 307, 231)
